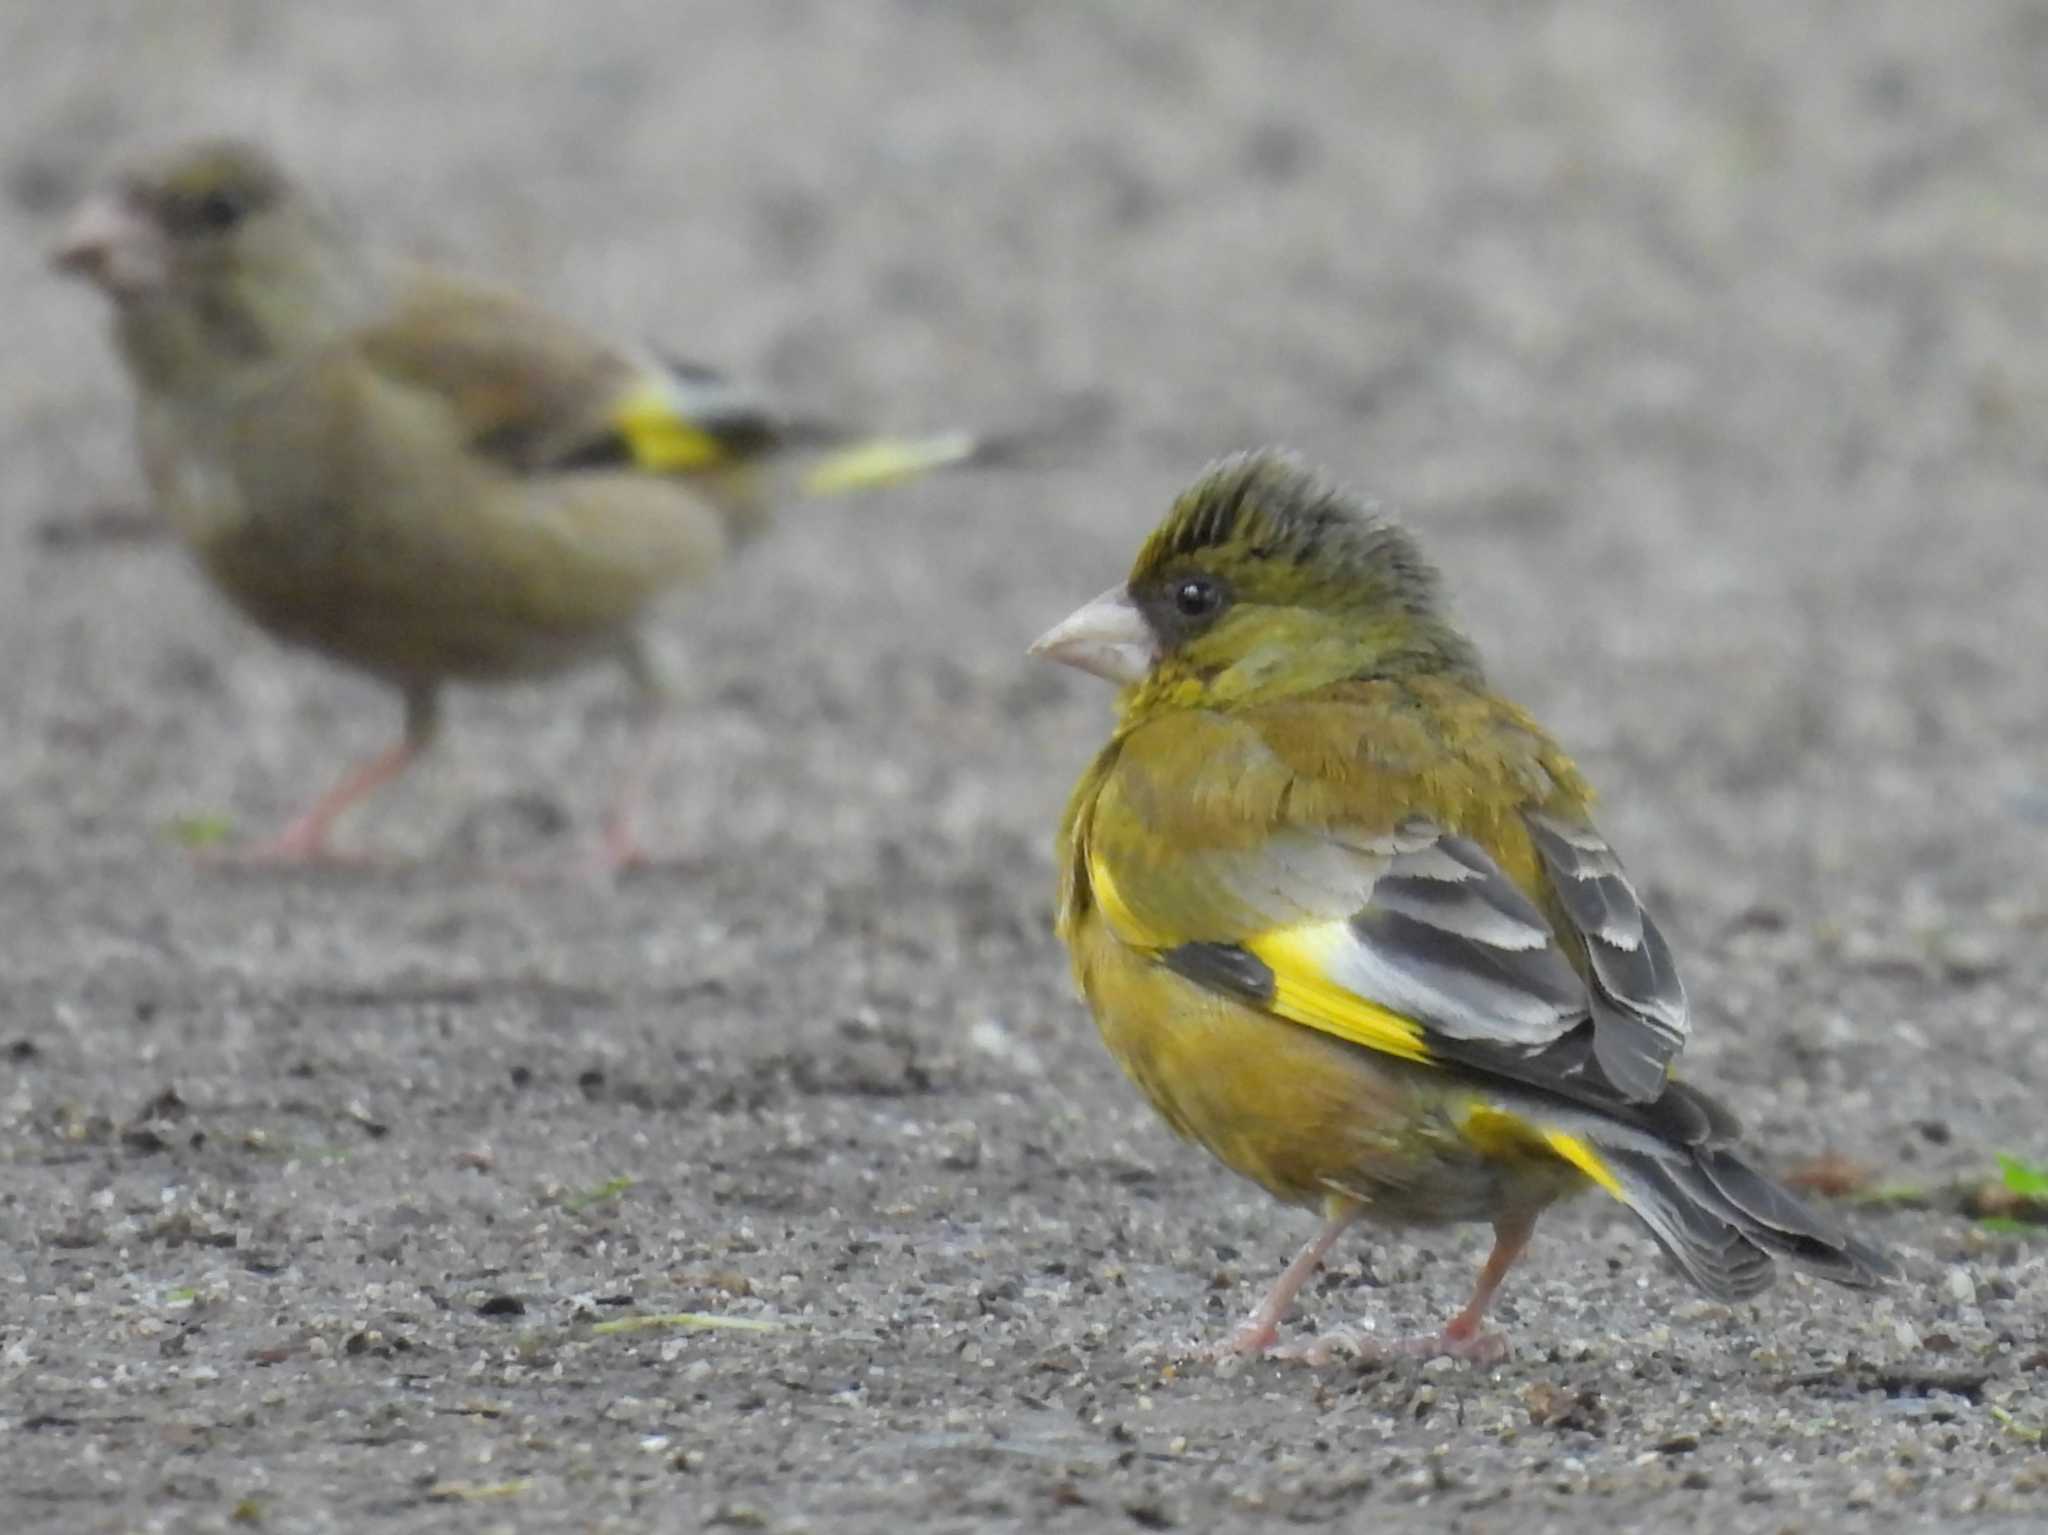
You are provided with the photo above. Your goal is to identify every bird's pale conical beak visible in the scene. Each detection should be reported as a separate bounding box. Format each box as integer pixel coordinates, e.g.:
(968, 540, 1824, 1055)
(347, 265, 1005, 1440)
(1028, 584, 1158, 685)
(50, 196, 164, 296)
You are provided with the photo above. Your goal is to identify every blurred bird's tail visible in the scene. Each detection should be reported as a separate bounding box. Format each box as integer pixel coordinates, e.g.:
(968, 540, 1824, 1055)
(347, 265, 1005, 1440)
(798, 431, 983, 497)
(631, 350, 1096, 501)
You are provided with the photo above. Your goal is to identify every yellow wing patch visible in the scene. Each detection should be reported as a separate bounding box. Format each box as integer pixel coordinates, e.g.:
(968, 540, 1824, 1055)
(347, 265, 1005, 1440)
(612, 378, 731, 473)
(612, 377, 975, 492)
(1088, 848, 1432, 1066)
(1246, 923, 1433, 1066)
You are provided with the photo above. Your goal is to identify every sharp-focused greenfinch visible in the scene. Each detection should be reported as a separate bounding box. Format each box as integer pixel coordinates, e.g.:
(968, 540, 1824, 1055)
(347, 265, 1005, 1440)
(53, 138, 986, 867)
(1034, 451, 1894, 1361)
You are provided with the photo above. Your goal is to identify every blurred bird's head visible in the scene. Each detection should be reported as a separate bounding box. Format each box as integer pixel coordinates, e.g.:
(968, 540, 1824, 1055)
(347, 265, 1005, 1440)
(1032, 451, 1479, 714)
(52, 139, 372, 389)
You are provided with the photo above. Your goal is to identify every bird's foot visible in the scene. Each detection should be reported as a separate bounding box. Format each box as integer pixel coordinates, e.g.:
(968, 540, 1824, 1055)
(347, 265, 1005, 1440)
(591, 820, 650, 880)
(1267, 1328, 1378, 1366)
(201, 825, 371, 867)
(1210, 1318, 1367, 1366)
(1245, 1325, 1510, 1367)
(1220, 1317, 1282, 1358)
(1398, 1325, 1510, 1366)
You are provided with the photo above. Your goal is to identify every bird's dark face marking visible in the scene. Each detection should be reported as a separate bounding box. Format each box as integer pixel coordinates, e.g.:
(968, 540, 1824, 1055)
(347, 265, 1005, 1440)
(1130, 449, 1441, 624)
(129, 141, 293, 258)
(1118, 450, 1482, 698)
(55, 140, 300, 307)
(1129, 568, 1236, 654)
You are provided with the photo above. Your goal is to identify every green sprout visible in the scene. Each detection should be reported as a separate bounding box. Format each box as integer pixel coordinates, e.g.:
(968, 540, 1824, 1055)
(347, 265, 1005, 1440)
(562, 1175, 634, 1212)
(1995, 1154, 2048, 1199)
(167, 813, 237, 849)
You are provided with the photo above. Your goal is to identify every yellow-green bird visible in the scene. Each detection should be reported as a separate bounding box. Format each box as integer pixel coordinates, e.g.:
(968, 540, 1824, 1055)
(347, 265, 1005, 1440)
(52, 137, 986, 867)
(1033, 451, 1894, 1361)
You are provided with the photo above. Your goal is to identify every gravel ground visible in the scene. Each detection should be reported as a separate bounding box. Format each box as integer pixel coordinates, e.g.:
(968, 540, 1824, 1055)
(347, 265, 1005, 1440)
(4, 4, 2047, 1531)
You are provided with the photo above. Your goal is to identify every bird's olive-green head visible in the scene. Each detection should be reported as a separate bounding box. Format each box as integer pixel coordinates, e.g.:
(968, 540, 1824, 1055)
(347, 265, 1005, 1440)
(52, 139, 375, 394)
(1032, 451, 1480, 715)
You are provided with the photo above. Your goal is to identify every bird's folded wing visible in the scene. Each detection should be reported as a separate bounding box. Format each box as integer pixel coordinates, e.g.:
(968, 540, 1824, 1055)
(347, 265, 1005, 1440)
(1084, 724, 1690, 1111)
(1522, 810, 1688, 1099)
(355, 269, 787, 477)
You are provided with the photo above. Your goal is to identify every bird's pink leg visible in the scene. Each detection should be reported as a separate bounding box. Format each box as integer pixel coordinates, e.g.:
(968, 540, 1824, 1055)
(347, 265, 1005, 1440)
(1428, 1211, 1534, 1361)
(221, 686, 439, 864)
(591, 641, 670, 875)
(252, 740, 423, 860)
(1254, 1212, 1536, 1366)
(595, 707, 663, 874)
(1225, 1206, 1361, 1357)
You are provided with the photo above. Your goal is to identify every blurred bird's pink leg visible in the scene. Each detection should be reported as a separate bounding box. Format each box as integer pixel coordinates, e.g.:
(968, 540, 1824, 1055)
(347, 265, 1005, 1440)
(226, 685, 439, 863)
(593, 640, 670, 875)
(258, 740, 422, 859)
(597, 711, 663, 873)
(1225, 1206, 1360, 1356)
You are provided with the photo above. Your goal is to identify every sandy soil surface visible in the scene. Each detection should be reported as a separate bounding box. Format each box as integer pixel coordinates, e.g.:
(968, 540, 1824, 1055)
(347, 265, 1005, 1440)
(3, 3, 2047, 1531)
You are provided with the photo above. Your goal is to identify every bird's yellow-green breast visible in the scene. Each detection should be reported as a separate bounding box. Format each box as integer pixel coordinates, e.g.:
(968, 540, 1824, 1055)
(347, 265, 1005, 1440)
(1055, 679, 1607, 1209)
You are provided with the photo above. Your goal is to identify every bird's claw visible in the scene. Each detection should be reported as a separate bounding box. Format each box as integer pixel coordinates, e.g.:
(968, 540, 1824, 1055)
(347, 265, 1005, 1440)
(1225, 1324, 1510, 1367)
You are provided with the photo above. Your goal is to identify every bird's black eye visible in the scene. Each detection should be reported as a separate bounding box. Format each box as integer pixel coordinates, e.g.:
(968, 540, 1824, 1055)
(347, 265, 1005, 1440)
(1173, 577, 1222, 618)
(193, 189, 246, 232)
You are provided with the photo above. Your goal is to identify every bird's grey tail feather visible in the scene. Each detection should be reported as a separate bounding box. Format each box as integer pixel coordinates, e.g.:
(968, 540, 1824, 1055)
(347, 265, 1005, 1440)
(1588, 1132, 1897, 1301)
(1537, 1074, 1898, 1302)
(1595, 1144, 1776, 1299)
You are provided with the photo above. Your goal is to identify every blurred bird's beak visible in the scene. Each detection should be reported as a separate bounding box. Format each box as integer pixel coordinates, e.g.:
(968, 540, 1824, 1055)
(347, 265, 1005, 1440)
(51, 196, 166, 299)
(1029, 585, 1157, 685)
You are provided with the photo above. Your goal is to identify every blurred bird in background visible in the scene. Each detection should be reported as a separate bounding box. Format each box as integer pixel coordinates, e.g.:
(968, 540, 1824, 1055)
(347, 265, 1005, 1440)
(53, 137, 994, 869)
(1035, 450, 1894, 1361)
